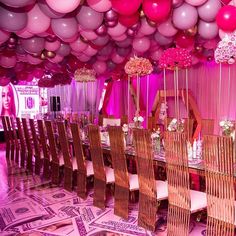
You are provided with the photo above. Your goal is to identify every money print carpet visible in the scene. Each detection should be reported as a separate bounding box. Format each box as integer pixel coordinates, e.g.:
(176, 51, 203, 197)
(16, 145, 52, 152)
(0, 144, 207, 236)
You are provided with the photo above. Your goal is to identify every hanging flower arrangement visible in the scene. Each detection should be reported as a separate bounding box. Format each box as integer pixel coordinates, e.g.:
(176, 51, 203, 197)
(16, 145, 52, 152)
(124, 56, 153, 77)
(159, 48, 192, 70)
(214, 35, 236, 64)
(74, 67, 96, 82)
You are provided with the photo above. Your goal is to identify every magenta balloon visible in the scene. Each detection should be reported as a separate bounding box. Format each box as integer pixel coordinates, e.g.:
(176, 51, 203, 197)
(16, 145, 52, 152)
(93, 60, 106, 74)
(97, 54, 109, 61)
(46, 0, 81, 14)
(105, 9, 118, 21)
(16, 28, 34, 38)
(107, 22, 127, 37)
(173, 3, 198, 30)
(51, 17, 78, 40)
(1, 0, 35, 8)
(27, 4, 51, 34)
(56, 43, 71, 56)
(158, 18, 178, 37)
(80, 28, 98, 40)
(127, 29, 135, 37)
(0, 54, 16, 68)
(76, 6, 104, 30)
(87, 0, 112, 12)
(38, 0, 65, 18)
(32, 68, 44, 78)
(0, 6, 27, 32)
(21, 37, 45, 53)
(45, 39, 61, 51)
(139, 17, 156, 35)
(172, 0, 183, 8)
(198, 0, 221, 22)
(132, 37, 151, 53)
(96, 25, 107, 36)
(154, 31, 173, 45)
(198, 20, 218, 39)
(111, 0, 142, 16)
(0, 77, 10, 86)
(204, 38, 218, 49)
(185, 0, 207, 6)
(70, 37, 88, 52)
(92, 35, 110, 46)
(115, 37, 132, 47)
(0, 30, 10, 44)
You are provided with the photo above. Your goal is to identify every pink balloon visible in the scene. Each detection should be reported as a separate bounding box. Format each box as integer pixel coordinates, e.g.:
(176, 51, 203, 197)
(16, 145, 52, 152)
(112, 34, 127, 41)
(78, 54, 91, 62)
(111, 0, 142, 16)
(76, 6, 104, 30)
(56, 43, 71, 56)
(70, 37, 88, 52)
(16, 28, 34, 38)
(0, 5, 27, 32)
(51, 17, 78, 40)
(46, 0, 81, 14)
(204, 38, 218, 49)
(158, 18, 178, 37)
(132, 37, 151, 53)
(27, 4, 51, 34)
(0, 30, 10, 44)
(185, 0, 207, 6)
(87, 0, 112, 12)
(63, 34, 78, 43)
(117, 47, 131, 57)
(0, 54, 16, 68)
(108, 22, 127, 37)
(111, 52, 125, 64)
(48, 54, 64, 63)
(198, 20, 218, 39)
(98, 43, 113, 56)
(92, 35, 110, 46)
(38, 0, 65, 18)
(154, 31, 173, 45)
(80, 28, 98, 41)
(1, 0, 35, 8)
(139, 17, 156, 35)
(93, 60, 106, 74)
(173, 3, 198, 30)
(21, 37, 45, 53)
(84, 45, 98, 56)
(116, 38, 132, 47)
(26, 54, 43, 65)
(150, 48, 163, 61)
(97, 55, 109, 61)
(45, 39, 61, 51)
(172, 0, 183, 8)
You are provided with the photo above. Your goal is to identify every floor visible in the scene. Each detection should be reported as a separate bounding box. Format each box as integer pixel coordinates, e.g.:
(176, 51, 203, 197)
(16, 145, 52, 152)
(0, 144, 207, 236)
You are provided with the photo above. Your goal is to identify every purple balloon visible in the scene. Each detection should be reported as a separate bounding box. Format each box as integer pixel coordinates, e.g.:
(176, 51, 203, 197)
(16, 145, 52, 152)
(96, 24, 107, 36)
(115, 38, 132, 47)
(1, 0, 35, 8)
(92, 35, 110, 46)
(107, 60, 116, 71)
(127, 29, 135, 37)
(198, 20, 218, 39)
(197, 0, 221, 22)
(105, 9, 118, 21)
(105, 20, 118, 28)
(21, 37, 45, 53)
(38, 0, 65, 19)
(56, 43, 71, 56)
(51, 17, 78, 40)
(173, 3, 198, 30)
(98, 43, 113, 56)
(0, 30, 10, 44)
(117, 46, 131, 57)
(0, 5, 27, 32)
(76, 6, 104, 30)
(154, 31, 173, 46)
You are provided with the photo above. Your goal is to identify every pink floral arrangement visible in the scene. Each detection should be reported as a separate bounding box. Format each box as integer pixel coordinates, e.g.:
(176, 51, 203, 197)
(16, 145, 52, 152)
(74, 67, 96, 82)
(159, 48, 192, 70)
(214, 35, 236, 64)
(124, 56, 153, 77)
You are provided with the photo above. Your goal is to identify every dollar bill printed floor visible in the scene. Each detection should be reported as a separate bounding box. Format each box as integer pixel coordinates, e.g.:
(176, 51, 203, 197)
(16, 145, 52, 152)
(0, 144, 207, 236)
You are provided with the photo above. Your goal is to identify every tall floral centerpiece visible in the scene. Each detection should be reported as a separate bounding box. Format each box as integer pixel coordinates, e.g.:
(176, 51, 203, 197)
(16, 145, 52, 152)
(215, 34, 236, 135)
(159, 48, 192, 138)
(125, 56, 153, 127)
(74, 67, 96, 123)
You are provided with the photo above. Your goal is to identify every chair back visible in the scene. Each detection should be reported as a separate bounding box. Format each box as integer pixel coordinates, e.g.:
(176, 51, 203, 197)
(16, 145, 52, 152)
(108, 126, 129, 218)
(203, 135, 235, 235)
(2, 116, 10, 144)
(44, 120, 59, 164)
(5, 116, 14, 145)
(57, 121, 72, 168)
(16, 117, 26, 167)
(133, 128, 157, 231)
(164, 131, 190, 210)
(29, 119, 40, 158)
(70, 123, 86, 173)
(21, 118, 33, 154)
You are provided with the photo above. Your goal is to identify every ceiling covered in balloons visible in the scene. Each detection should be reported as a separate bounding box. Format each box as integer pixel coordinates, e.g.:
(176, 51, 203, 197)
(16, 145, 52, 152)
(0, 0, 234, 85)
